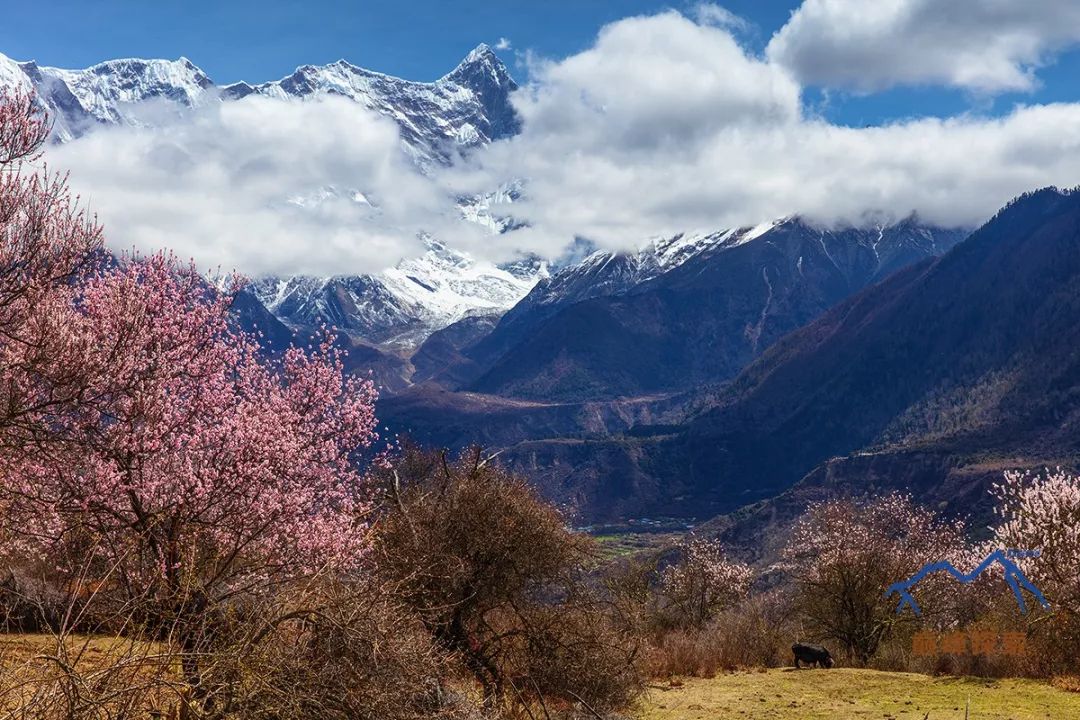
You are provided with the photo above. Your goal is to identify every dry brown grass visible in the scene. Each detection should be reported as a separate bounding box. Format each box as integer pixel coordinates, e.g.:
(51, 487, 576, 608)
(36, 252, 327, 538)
(0, 632, 180, 717)
(0, 633, 160, 664)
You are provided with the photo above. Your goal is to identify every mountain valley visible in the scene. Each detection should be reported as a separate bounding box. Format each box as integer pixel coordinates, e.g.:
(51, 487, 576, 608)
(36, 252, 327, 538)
(5, 43, 1077, 536)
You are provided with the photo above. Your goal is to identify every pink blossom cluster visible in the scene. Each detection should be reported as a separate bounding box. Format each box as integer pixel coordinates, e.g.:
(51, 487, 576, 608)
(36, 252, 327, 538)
(0, 92, 380, 603)
(781, 493, 968, 584)
(0, 90, 103, 455)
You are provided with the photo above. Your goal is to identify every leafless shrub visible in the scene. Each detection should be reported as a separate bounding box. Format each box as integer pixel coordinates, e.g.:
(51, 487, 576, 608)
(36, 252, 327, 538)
(193, 576, 473, 720)
(0, 565, 484, 720)
(646, 590, 794, 678)
(374, 444, 644, 716)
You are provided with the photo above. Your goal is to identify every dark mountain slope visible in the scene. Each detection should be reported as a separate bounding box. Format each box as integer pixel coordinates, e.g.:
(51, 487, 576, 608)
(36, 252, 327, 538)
(387, 188, 1080, 523)
(665, 187, 1080, 519)
(410, 314, 500, 385)
(230, 289, 296, 351)
(381, 220, 971, 519)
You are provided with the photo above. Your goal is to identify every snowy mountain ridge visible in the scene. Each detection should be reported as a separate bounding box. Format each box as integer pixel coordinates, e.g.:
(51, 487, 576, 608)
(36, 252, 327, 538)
(0, 44, 517, 168)
(221, 44, 518, 169)
(0, 44, 536, 346)
(516, 215, 965, 317)
(3, 55, 215, 141)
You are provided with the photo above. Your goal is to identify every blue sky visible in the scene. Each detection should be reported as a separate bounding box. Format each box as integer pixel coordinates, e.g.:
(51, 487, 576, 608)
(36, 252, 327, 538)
(5, 0, 1080, 128)
(4, 1, 789, 82)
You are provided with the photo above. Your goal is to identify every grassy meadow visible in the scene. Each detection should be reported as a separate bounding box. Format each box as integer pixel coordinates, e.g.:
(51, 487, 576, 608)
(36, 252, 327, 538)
(635, 668, 1080, 720)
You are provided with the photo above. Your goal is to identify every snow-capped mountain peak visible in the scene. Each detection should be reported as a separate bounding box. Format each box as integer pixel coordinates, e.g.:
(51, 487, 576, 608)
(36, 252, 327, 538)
(441, 43, 514, 89)
(0, 45, 531, 348)
(11, 54, 215, 139)
(214, 44, 518, 169)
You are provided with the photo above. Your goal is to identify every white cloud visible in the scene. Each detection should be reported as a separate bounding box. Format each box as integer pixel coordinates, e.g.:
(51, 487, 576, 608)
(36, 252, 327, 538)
(485, 13, 799, 152)
(768, 0, 1080, 94)
(694, 3, 750, 33)
(443, 10, 1080, 257)
(41, 8, 1080, 276)
(49, 95, 468, 277)
(495, 37, 512, 51)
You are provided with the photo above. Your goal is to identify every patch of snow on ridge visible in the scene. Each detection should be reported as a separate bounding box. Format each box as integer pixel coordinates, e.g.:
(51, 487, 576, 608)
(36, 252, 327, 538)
(458, 181, 522, 234)
(285, 185, 375, 210)
(0, 54, 30, 92)
(248, 235, 549, 348)
(650, 228, 737, 269)
(381, 237, 547, 329)
(738, 218, 784, 245)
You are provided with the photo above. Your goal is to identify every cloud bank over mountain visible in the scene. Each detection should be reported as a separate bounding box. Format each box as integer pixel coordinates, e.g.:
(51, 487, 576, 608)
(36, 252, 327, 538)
(40, 2, 1080, 275)
(51, 95, 459, 275)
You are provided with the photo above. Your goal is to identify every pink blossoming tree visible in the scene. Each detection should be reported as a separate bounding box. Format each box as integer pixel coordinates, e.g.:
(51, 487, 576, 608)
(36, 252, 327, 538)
(0, 92, 381, 699)
(6, 251, 379, 595)
(0, 91, 103, 452)
(993, 469, 1080, 617)
(660, 537, 753, 628)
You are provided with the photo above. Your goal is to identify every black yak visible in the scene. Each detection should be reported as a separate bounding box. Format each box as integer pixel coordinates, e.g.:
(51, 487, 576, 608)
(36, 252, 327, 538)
(792, 643, 834, 668)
